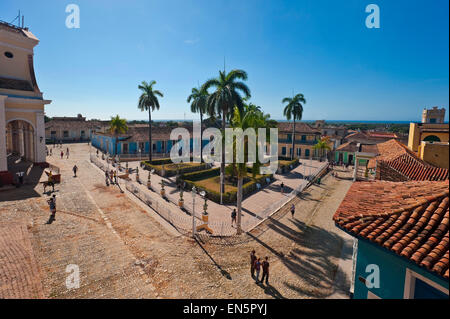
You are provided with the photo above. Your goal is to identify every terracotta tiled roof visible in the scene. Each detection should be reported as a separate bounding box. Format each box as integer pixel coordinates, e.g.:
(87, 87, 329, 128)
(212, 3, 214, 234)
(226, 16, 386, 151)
(369, 140, 449, 181)
(277, 122, 321, 134)
(334, 180, 450, 280)
(336, 141, 378, 154)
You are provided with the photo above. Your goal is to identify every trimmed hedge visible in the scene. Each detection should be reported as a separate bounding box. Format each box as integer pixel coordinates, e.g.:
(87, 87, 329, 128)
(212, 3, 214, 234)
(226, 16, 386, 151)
(141, 160, 210, 177)
(277, 157, 300, 174)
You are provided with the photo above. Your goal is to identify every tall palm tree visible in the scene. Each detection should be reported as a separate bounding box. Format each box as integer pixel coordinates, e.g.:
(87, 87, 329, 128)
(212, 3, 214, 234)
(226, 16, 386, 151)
(201, 69, 251, 200)
(313, 137, 332, 161)
(282, 93, 306, 160)
(138, 80, 163, 162)
(187, 86, 209, 162)
(109, 115, 128, 158)
(230, 104, 271, 234)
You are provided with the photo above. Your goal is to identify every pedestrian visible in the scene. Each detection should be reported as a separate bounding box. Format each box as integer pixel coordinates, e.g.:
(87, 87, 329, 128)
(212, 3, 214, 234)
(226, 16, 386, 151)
(47, 194, 57, 221)
(231, 209, 237, 226)
(60, 150, 64, 159)
(261, 256, 270, 285)
(290, 203, 295, 218)
(66, 147, 70, 159)
(280, 182, 284, 194)
(250, 250, 257, 278)
(50, 148, 52, 156)
(110, 169, 114, 184)
(105, 170, 110, 186)
(73, 165, 78, 177)
(114, 170, 118, 184)
(317, 177, 321, 185)
(254, 258, 261, 283)
(17, 171, 24, 186)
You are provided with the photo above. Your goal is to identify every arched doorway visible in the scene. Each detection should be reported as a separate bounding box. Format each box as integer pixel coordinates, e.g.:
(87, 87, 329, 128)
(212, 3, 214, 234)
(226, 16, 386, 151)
(6, 120, 35, 162)
(423, 135, 441, 142)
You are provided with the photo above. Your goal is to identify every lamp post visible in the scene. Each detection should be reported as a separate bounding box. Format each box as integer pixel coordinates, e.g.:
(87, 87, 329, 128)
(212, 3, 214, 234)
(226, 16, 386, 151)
(192, 186, 197, 238)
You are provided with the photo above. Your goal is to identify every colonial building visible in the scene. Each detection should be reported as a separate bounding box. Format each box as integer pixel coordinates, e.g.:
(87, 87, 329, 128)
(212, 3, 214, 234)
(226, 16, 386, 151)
(91, 125, 208, 159)
(334, 180, 449, 299)
(408, 107, 449, 169)
(45, 114, 108, 142)
(277, 122, 321, 158)
(313, 120, 348, 149)
(0, 20, 51, 185)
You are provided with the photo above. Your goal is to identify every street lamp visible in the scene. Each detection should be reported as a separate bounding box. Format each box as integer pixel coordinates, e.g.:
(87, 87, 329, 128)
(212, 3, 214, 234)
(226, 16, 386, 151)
(192, 186, 197, 238)
(219, 172, 223, 204)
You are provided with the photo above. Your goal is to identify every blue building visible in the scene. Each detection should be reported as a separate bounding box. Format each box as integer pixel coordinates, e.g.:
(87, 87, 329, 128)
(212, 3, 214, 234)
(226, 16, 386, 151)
(334, 180, 449, 299)
(91, 125, 210, 158)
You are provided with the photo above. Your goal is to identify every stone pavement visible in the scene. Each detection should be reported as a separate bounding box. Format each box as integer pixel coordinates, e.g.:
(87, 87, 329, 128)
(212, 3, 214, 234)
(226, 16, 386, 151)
(0, 142, 355, 299)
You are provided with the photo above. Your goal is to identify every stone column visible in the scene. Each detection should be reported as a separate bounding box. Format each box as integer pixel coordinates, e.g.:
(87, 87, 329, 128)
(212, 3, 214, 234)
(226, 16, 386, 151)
(35, 112, 46, 163)
(18, 122, 25, 158)
(0, 96, 7, 172)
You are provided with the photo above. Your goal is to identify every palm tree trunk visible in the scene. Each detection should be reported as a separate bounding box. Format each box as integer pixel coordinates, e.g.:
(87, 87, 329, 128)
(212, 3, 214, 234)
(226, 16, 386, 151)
(220, 109, 226, 200)
(291, 119, 296, 160)
(237, 176, 243, 235)
(148, 109, 152, 162)
(200, 112, 203, 163)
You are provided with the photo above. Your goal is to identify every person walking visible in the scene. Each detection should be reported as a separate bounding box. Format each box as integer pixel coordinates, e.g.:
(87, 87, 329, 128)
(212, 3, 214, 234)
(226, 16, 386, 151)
(110, 169, 114, 184)
(47, 195, 57, 221)
(280, 182, 284, 194)
(231, 209, 237, 226)
(261, 256, 270, 285)
(113, 170, 118, 184)
(73, 165, 78, 177)
(60, 150, 64, 159)
(105, 170, 110, 186)
(290, 203, 295, 218)
(66, 147, 70, 159)
(250, 250, 257, 278)
(254, 258, 261, 283)
(50, 148, 52, 156)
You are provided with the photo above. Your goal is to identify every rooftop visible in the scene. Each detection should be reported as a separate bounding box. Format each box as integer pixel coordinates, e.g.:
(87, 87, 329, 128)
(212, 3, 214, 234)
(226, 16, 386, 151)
(334, 180, 449, 280)
(277, 122, 321, 134)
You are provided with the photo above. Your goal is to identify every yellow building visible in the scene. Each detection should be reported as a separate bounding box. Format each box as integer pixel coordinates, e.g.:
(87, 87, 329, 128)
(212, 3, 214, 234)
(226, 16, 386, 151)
(407, 107, 449, 169)
(277, 122, 321, 158)
(0, 20, 51, 184)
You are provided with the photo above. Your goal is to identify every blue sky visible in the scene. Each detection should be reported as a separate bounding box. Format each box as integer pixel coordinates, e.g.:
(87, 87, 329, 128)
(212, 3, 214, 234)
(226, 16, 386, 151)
(1, 0, 448, 121)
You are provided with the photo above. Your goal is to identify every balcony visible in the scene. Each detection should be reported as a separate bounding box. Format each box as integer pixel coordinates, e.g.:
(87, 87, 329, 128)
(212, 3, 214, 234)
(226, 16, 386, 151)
(279, 139, 318, 145)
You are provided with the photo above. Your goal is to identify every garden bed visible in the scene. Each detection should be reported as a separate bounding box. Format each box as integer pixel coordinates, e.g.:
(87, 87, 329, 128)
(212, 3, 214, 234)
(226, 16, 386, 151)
(141, 158, 210, 177)
(180, 166, 273, 204)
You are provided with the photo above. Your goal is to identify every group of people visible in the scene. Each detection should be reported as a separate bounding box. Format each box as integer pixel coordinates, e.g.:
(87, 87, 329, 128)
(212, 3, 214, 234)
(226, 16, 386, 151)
(105, 169, 118, 186)
(46, 146, 70, 159)
(250, 250, 270, 285)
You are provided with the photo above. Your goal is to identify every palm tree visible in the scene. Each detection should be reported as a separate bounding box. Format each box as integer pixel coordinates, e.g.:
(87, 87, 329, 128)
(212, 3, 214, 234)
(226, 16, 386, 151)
(187, 86, 209, 162)
(313, 137, 332, 161)
(201, 69, 251, 201)
(230, 104, 271, 234)
(109, 115, 128, 158)
(282, 93, 306, 160)
(138, 80, 163, 162)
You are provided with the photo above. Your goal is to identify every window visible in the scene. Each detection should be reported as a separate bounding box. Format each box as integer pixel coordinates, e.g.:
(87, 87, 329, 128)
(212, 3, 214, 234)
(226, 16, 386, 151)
(305, 149, 310, 157)
(290, 148, 293, 155)
(404, 268, 448, 299)
(63, 131, 69, 138)
(282, 147, 286, 155)
(51, 131, 56, 136)
(297, 148, 301, 156)
(152, 143, 156, 151)
(429, 118, 436, 124)
(287, 134, 292, 142)
(4, 51, 13, 58)
(301, 135, 306, 141)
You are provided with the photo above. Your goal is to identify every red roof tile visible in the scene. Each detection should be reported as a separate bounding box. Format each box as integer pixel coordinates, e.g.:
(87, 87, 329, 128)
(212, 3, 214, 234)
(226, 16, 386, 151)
(334, 180, 449, 280)
(369, 139, 449, 181)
